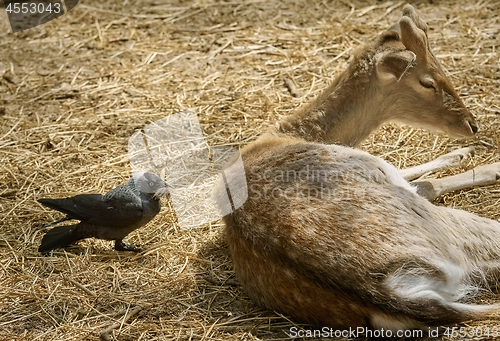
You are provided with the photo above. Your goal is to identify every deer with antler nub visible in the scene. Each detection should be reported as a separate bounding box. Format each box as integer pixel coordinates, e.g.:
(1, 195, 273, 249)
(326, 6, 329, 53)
(217, 5, 500, 331)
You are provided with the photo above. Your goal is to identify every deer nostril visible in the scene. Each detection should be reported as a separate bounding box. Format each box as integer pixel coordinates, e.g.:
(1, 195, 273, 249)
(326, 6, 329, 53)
(469, 121, 479, 134)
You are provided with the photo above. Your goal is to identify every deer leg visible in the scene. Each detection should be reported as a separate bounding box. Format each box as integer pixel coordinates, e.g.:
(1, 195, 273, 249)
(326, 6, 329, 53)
(400, 147, 475, 181)
(411, 162, 500, 201)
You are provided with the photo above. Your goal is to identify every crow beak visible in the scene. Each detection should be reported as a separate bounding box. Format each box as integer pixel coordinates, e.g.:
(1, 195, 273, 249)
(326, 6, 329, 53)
(154, 186, 168, 198)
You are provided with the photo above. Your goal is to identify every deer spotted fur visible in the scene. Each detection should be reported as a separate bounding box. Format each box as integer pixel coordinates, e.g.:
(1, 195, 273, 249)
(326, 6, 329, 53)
(218, 5, 500, 330)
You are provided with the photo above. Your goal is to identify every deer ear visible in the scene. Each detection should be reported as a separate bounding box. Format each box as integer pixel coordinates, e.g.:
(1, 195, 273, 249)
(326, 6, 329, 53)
(376, 50, 416, 82)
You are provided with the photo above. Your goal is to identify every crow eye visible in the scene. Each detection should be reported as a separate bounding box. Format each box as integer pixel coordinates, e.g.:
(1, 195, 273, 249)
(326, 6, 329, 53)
(149, 181, 154, 186)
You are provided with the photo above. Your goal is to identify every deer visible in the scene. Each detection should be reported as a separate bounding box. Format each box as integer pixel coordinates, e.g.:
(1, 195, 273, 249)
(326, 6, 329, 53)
(216, 4, 500, 331)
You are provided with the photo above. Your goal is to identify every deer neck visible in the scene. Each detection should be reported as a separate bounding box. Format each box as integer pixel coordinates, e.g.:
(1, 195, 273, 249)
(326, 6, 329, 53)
(275, 53, 389, 147)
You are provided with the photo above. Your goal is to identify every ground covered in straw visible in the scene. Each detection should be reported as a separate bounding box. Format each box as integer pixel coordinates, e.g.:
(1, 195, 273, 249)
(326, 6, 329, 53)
(1, 0, 499, 340)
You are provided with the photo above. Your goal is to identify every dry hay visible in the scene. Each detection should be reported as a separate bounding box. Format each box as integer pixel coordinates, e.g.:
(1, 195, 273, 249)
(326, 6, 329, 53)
(0, 0, 499, 340)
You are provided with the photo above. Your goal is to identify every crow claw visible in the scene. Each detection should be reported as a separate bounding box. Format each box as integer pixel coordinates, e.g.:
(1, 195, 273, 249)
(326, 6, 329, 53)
(115, 240, 142, 252)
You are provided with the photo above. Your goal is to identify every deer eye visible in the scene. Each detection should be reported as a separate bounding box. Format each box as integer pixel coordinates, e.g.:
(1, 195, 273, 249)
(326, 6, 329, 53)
(419, 78, 435, 90)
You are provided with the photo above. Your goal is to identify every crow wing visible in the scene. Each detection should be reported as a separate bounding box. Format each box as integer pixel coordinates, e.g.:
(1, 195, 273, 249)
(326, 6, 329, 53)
(38, 191, 143, 227)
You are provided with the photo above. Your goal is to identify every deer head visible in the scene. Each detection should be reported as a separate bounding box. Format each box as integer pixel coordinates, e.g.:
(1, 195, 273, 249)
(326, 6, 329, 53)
(375, 4, 478, 138)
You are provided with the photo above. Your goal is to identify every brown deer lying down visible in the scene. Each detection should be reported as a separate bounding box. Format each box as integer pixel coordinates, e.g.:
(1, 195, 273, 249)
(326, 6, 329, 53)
(218, 5, 500, 330)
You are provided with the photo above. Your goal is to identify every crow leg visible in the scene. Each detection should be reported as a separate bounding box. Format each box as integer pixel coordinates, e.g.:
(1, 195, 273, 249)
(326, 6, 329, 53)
(114, 240, 142, 252)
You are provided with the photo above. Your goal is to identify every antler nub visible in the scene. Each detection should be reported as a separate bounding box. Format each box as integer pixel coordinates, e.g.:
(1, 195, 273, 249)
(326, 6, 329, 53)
(399, 15, 429, 61)
(402, 4, 428, 33)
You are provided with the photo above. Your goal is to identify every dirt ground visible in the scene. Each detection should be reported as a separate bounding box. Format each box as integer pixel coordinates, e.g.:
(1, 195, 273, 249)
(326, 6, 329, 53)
(1, 0, 499, 340)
